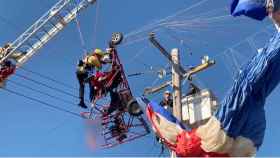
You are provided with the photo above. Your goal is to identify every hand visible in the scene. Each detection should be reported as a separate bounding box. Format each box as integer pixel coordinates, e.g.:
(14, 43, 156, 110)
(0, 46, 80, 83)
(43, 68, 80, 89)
(106, 48, 113, 53)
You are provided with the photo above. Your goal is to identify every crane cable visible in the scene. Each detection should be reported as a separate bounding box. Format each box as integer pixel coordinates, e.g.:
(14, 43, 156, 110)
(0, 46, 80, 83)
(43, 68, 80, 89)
(92, 0, 100, 48)
(72, 0, 88, 54)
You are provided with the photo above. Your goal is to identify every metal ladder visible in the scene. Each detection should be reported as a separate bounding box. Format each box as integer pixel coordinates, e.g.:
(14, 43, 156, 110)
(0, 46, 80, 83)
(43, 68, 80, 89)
(0, 0, 96, 67)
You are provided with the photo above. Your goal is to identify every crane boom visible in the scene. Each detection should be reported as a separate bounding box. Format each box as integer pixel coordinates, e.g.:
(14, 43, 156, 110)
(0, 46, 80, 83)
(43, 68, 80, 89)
(0, 0, 96, 67)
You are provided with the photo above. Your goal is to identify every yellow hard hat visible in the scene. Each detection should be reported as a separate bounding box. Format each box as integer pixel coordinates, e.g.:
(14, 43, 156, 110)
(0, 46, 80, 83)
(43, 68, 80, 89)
(87, 55, 101, 69)
(94, 48, 104, 56)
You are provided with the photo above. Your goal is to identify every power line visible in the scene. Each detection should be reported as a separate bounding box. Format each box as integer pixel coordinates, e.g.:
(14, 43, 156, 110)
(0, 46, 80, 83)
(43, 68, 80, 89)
(9, 75, 103, 116)
(8, 79, 77, 107)
(14, 73, 80, 99)
(19, 67, 78, 91)
(14, 72, 101, 106)
(3, 87, 82, 119)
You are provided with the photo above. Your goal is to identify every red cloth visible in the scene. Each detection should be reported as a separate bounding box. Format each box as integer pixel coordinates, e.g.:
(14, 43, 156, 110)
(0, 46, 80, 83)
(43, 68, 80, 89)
(95, 71, 105, 78)
(175, 130, 204, 157)
(145, 106, 177, 150)
(91, 71, 105, 90)
(175, 130, 229, 157)
(0, 66, 15, 82)
(145, 103, 229, 157)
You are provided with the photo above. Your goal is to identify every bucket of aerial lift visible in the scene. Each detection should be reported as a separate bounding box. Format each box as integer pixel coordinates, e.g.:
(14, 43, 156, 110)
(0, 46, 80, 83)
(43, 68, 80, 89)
(182, 89, 218, 127)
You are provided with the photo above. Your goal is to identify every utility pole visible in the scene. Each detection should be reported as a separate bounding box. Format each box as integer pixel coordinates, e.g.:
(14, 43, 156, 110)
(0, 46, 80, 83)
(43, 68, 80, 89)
(171, 48, 182, 121)
(171, 48, 182, 158)
(147, 33, 215, 158)
(149, 32, 186, 75)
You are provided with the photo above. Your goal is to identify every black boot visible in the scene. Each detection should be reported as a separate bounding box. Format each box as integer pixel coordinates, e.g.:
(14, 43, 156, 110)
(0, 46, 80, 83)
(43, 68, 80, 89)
(78, 100, 88, 109)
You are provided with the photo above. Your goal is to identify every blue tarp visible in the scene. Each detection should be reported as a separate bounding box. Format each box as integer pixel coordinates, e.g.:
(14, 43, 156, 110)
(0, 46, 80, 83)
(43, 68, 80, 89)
(231, 0, 268, 20)
(215, 31, 280, 148)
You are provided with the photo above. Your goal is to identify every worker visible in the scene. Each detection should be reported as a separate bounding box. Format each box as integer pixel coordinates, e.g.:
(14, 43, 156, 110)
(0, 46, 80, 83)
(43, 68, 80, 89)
(76, 48, 113, 108)
(83, 48, 112, 71)
(76, 60, 88, 109)
(159, 90, 173, 112)
(0, 60, 16, 83)
(82, 48, 112, 102)
(76, 47, 110, 108)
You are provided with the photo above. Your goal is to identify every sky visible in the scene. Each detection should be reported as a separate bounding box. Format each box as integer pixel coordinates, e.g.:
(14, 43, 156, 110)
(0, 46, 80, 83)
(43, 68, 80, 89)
(0, 0, 280, 156)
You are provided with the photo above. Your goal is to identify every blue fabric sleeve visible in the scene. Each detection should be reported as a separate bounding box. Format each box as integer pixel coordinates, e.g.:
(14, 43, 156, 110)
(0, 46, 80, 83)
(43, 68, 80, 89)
(215, 32, 280, 148)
